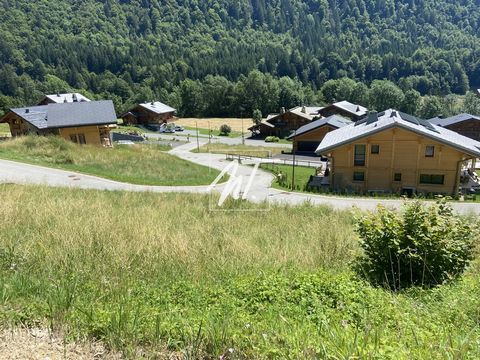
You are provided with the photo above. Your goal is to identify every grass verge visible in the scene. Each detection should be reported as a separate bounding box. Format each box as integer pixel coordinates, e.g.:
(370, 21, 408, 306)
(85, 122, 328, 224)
(184, 126, 242, 138)
(260, 163, 316, 190)
(193, 143, 286, 157)
(0, 136, 221, 186)
(0, 185, 480, 358)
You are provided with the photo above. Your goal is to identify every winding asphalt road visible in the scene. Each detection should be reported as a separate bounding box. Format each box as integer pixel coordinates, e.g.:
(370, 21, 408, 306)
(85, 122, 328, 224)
(1, 140, 480, 214)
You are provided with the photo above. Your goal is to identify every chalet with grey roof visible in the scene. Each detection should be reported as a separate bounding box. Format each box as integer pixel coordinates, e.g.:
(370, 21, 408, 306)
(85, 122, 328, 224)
(121, 101, 176, 125)
(316, 109, 480, 196)
(38, 93, 91, 105)
(429, 113, 480, 141)
(319, 101, 367, 120)
(287, 115, 352, 153)
(0, 100, 117, 147)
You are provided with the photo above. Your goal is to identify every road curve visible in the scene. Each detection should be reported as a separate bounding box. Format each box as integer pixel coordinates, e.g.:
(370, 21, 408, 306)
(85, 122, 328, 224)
(1, 140, 480, 214)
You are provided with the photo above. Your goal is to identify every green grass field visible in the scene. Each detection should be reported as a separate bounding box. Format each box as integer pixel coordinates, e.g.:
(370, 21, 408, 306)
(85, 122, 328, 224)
(0, 184, 480, 358)
(0, 136, 220, 186)
(0, 123, 10, 136)
(194, 143, 286, 157)
(184, 126, 242, 138)
(261, 163, 317, 190)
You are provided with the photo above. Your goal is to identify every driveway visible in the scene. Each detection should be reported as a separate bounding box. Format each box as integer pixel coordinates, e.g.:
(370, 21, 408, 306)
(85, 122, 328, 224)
(1, 140, 480, 214)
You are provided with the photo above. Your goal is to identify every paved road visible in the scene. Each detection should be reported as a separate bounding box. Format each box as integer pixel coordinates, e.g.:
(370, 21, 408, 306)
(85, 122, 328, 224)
(1, 140, 480, 214)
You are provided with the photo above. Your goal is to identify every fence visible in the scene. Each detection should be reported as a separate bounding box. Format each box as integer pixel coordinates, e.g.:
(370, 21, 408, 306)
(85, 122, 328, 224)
(225, 153, 324, 168)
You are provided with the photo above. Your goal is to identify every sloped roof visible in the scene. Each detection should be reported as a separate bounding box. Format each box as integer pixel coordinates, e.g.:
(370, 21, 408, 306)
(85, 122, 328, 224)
(267, 105, 322, 124)
(316, 109, 480, 158)
(322, 101, 368, 117)
(429, 113, 480, 127)
(287, 115, 352, 140)
(5, 101, 117, 130)
(139, 101, 176, 115)
(42, 93, 91, 104)
(248, 120, 275, 131)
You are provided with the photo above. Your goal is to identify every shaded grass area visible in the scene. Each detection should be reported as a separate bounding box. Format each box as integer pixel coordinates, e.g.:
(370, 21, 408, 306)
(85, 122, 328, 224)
(193, 143, 286, 157)
(1, 185, 480, 358)
(0, 123, 10, 136)
(0, 136, 220, 186)
(260, 163, 316, 191)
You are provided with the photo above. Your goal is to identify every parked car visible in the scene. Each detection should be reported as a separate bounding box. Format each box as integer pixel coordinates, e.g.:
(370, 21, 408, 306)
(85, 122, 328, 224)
(174, 125, 184, 131)
(161, 127, 175, 133)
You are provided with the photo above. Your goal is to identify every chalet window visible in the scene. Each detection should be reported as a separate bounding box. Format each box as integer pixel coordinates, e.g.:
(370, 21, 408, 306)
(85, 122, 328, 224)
(419, 174, 444, 185)
(78, 134, 86, 145)
(425, 145, 435, 157)
(354, 144, 366, 166)
(70, 134, 78, 143)
(353, 171, 365, 182)
(394, 173, 402, 182)
(371, 145, 380, 154)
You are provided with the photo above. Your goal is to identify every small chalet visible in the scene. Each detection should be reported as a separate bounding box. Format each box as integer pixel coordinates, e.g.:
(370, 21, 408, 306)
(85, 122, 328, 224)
(429, 113, 480, 141)
(287, 115, 352, 153)
(0, 100, 117, 147)
(251, 106, 322, 137)
(316, 109, 480, 196)
(122, 102, 176, 125)
(319, 101, 367, 121)
(38, 93, 91, 105)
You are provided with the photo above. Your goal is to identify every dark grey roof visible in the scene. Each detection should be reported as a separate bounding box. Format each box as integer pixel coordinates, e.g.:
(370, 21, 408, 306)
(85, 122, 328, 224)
(9, 101, 117, 130)
(287, 115, 352, 139)
(429, 113, 480, 127)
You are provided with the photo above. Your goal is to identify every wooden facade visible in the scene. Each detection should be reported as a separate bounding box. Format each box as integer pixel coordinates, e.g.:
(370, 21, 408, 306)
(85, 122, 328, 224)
(266, 112, 312, 138)
(325, 127, 474, 196)
(292, 125, 336, 152)
(122, 104, 175, 125)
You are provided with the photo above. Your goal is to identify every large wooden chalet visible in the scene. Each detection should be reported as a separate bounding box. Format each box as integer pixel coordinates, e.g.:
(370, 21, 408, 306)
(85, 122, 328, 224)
(319, 100, 368, 121)
(316, 109, 480, 196)
(37, 93, 91, 105)
(0, 100, 117, 147)
(122, 102, 176, 125)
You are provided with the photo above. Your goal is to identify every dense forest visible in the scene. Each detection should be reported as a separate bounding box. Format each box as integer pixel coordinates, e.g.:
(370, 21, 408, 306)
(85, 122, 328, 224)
(1, 0, 480, 118)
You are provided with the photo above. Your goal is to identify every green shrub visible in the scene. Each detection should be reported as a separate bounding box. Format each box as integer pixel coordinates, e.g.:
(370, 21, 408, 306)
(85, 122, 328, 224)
(265, 136, 279, 143)
(219, 124, 231, 136)
(354, 200, 477, 290)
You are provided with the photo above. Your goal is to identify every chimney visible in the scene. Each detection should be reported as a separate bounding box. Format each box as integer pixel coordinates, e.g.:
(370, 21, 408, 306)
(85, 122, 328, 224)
(151, 101, 155, 106)
(390, 110, 397, 118)
(356, 106, 361, 112)
(366, 111, 378, 125)
(301, 106, 306, 114)
(280, 107, 285, 114)
(56, 93, 60, 97)
(25, 108, 30, 114)
(72, 93, 78, 102)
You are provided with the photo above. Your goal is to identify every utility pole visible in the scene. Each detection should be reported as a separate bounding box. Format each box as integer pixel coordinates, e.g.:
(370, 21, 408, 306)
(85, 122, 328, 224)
(292, 128, 296, 190)
(195, 121, 200, 152)
(208, 121, 211, 144)
(240, 106, 245, 145)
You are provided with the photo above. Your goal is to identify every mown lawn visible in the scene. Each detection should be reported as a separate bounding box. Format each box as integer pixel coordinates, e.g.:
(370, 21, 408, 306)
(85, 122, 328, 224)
(184, 126, 242, 138)
(0, 136, 220, 186)
(194, 143, 286, 157)
(0, 185, 480, 358)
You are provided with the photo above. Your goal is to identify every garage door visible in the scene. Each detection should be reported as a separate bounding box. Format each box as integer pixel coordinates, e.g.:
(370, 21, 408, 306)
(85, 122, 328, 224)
(297, 141, 320, 152)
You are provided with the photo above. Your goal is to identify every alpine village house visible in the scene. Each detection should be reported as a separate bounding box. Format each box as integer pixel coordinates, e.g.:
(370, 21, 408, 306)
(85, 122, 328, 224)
(0, 97, 117, 147)
(121, 101, 176, 125)
(315, 109, 480, 196)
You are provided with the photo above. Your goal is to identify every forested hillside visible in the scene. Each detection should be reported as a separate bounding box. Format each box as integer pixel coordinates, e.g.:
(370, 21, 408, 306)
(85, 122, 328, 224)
(1, 0, 480, 117)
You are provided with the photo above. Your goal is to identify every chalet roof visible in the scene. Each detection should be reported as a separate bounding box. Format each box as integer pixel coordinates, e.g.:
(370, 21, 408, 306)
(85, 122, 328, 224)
(286, 115, 352, 140)
(429, 113, 480, 127)
(267, 105, 322, 124)
(248, 120, 275, 131)
(42, 93, 91, 104)
(322, 101, 368, 117)
(316, 109, 480, 158)
(3, 101, 117, 130)
(139, 101, 176, 115)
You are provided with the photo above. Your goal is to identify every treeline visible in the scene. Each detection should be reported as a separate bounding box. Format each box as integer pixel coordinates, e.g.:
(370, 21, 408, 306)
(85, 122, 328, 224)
(1, 0, 480, 117)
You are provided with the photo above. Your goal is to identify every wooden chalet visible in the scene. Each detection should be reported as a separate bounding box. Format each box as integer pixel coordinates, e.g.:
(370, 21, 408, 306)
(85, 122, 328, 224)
(287, 115, 352, 153)
(38, 93, 91, 105)
(122, 102, 176, 125)
(316, 109, 480, 196)
(429, 113, 480, 141)
(0, 100, 117, 147)
(319, 101, 367, 121)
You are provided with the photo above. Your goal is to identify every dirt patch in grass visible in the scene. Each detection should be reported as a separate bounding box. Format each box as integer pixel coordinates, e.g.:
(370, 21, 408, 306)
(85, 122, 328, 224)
(176, 118, 252, 132)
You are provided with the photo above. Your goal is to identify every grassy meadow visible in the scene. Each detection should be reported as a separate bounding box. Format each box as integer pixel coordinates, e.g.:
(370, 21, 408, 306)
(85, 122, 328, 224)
(0, 136, 220, 186)
(193, 143, 286, 157)
(261, 163, 317, 191)
(1, 184, 480, 358)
